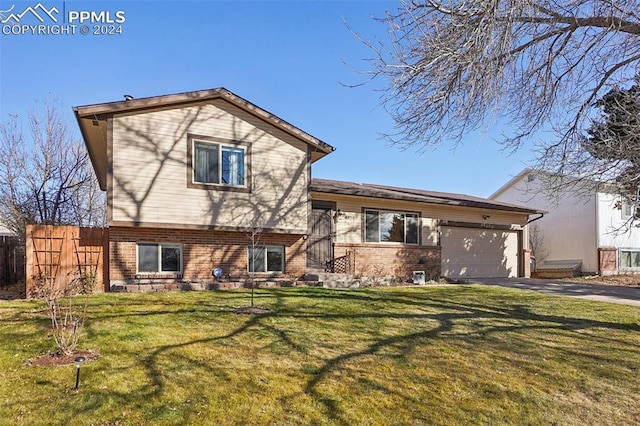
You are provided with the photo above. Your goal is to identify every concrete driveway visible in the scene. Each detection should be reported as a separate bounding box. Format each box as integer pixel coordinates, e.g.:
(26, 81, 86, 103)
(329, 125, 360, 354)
(469, 277, 640, 307)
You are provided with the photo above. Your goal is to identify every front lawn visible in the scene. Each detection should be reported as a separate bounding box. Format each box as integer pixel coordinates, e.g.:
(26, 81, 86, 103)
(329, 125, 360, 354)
(1, 285, 639, 425)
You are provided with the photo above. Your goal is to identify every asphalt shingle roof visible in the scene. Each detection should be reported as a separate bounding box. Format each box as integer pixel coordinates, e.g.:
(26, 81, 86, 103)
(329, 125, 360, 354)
(311, 178, 543, 214)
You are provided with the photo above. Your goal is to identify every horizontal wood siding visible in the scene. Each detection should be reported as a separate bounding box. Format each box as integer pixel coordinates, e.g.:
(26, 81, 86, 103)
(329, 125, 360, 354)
(111, 100, 309, 232)
(312, 193, 528, 245)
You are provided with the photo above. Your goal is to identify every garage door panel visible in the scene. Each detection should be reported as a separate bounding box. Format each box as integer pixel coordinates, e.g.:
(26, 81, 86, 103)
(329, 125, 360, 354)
(441, 227, 519, 278)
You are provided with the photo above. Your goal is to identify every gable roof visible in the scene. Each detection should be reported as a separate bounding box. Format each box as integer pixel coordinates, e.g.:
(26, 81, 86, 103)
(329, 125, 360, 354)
(73, 88, 336, 190)
(0, 220, 14, 236)
(490, 168, 624, 200)
(311, 178, 543, 214)
(489, 168, 532, 199)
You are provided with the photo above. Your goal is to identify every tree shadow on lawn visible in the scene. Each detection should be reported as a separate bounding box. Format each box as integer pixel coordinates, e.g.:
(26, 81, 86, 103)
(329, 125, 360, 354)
(270, 288, 640, 423)
(12, 287, 640, 424)
(6, 312, 270, 425)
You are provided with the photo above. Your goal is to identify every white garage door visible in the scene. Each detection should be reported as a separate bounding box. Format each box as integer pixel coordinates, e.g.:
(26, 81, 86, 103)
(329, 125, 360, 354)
(441, 227, 519, 278)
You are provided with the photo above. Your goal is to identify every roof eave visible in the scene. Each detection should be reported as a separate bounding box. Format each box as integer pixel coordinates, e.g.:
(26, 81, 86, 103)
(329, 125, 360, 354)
(311, 180, 544, 215)
(73, 106, 108, 191)
(73, 87, 336, 156)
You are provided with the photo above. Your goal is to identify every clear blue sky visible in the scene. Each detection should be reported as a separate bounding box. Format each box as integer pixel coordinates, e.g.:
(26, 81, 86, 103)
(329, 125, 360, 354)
(0, 0, 535, 198)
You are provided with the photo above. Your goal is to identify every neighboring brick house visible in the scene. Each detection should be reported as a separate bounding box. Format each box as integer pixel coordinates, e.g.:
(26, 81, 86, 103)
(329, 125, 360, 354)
(74, 88, 540, 289)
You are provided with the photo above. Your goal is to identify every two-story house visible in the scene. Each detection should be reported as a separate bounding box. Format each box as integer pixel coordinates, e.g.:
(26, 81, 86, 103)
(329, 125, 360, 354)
(0, 224, 13, 237)
(74, 88, 541, 290)
(491, 168, 640, 276)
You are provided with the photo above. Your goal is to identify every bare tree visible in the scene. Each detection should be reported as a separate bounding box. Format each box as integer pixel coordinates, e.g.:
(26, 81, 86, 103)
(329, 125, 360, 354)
(357, 1, 640, 171)
(229, 226, 273, 314)
(247, 226, 262, 307)
(528, 223, 548, 267)
(30, 272, 96, 355)
(0, 100, 106, 241)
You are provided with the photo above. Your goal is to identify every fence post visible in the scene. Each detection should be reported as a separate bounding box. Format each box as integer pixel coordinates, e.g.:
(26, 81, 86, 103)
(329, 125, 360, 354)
(25, 225, 34, 296)
(0, 236, 5, 286)
(103, 228, 110, 291)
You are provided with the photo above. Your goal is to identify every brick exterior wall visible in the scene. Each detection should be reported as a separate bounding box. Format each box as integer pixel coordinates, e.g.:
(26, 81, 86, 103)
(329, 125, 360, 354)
(598, 247, 617, 275)
(334, 243, 441, 280)
(109, 227, 306, 285)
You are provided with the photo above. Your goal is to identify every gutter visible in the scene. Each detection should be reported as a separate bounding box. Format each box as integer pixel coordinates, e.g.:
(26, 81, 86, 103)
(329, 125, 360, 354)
(595, 191, 601, 273)
(527, 212, 545, 224)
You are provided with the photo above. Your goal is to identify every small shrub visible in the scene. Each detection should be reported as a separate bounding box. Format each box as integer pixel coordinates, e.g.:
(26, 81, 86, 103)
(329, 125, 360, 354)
(30, 273, 95, 355)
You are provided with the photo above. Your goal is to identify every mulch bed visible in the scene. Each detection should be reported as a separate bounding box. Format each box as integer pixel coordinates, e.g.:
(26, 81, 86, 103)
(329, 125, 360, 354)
(571, 275, 640, 287)
(231, 306, 272, 314)
(26, 350, 100, 367)
(0, 280, 26, 300)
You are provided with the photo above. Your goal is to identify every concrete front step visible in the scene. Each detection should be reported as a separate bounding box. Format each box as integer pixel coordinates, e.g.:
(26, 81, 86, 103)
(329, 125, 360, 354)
(323, 280, 360, 289)
(305, 273, 360, 289)
(306, 273, 351, 282)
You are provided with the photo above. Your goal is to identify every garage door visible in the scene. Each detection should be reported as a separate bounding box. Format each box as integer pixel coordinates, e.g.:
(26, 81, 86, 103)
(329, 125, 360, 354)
(441, 226, 519, 278)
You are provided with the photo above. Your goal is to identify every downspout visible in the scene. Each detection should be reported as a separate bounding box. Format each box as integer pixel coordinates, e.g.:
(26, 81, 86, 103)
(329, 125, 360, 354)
(525, 213, 544, 277)
(594, 190, 601, 275)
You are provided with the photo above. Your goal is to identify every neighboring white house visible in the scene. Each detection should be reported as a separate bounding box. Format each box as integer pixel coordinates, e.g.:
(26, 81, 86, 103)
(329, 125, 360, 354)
(0, 222, 14, 237)
(491, 169, 640, 275)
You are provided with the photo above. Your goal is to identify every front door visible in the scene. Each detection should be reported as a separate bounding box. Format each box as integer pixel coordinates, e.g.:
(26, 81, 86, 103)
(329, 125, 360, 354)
(307, 203, 334, 270)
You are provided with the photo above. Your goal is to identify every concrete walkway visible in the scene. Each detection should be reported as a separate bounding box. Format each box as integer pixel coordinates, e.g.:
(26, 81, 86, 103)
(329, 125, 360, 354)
(469, 277, 640, 307)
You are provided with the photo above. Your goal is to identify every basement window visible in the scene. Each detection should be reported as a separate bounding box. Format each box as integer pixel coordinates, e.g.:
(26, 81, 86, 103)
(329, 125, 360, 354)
(248, 246, 284, 273)
(137, 243, 182, 273)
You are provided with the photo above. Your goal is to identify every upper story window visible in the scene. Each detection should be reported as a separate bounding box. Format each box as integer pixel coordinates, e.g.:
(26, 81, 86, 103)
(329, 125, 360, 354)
(194, 141, 245, 186)
(622, 201, 635, 219)
(188, 134, 250, 191)
(365, 209, 419, 244)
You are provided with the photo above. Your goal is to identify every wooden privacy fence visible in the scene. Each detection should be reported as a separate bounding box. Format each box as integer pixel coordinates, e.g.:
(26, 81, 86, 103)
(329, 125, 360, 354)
(25, 225, 109, 296)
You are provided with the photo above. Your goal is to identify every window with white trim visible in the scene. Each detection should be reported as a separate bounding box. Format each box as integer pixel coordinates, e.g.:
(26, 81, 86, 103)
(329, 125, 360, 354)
(248, 246, 284, 273)
(620, 249, 640, 269)
(364, 210, 419, 244)
(622, 201, 634, 219)
(193, 139, 246, 186)
(137, 243, 182, 273)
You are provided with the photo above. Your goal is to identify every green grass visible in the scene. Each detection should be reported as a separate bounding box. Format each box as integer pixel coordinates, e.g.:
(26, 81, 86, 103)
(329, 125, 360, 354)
(1, 285, 639, 425)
